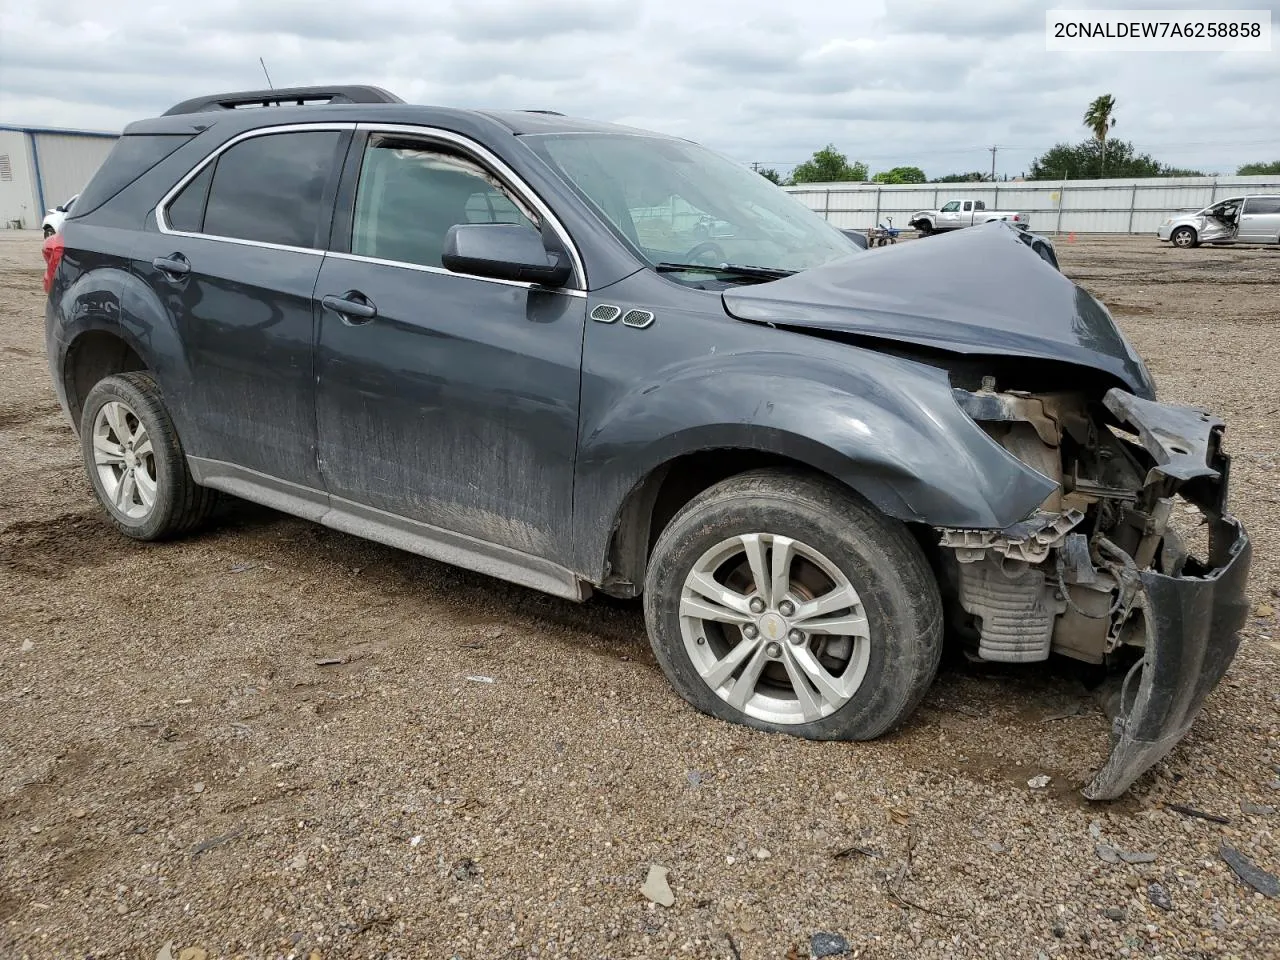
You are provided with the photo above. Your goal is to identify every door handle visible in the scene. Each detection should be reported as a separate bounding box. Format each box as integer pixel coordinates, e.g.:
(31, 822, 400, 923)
(321, 292, 377, 324)
(152, 253, 190, 279)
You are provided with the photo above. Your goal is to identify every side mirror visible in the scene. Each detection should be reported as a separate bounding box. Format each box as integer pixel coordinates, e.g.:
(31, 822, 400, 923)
(442, 223, 572, 288)
(55, 205, 67, 213)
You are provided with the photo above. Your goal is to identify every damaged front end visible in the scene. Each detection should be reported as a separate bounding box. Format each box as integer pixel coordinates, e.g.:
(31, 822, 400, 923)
(941, 383, 1251, 799)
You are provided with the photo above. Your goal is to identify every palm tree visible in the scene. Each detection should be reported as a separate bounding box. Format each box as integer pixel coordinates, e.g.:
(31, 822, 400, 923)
(1083, 95, 1117, 175)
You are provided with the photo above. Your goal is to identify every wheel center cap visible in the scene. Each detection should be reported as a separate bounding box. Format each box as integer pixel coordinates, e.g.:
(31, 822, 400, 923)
(758, 612, 787, 642)
(125, 450, 137, 468)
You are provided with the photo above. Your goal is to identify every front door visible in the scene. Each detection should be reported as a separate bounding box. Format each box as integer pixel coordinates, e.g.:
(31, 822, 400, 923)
(1199, 197, 1241, 243)
(313, 131, 586, 561)
(133, 126, 350, 486)
(938, 200, 962, 228)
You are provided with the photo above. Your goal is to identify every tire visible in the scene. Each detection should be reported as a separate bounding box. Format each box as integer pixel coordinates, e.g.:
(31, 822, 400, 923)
(79, 372, 217, 540)
(43, 225, 55, 238)
(913, 221, 934, 237)
(643, 469, 943, 741)
(1171, 226, 1198, 249)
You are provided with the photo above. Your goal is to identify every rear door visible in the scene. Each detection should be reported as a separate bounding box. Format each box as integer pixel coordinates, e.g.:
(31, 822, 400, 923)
(311, 127, 587, 560)
(1237, 196, 1280, 243)
(132, 125, 351, 487)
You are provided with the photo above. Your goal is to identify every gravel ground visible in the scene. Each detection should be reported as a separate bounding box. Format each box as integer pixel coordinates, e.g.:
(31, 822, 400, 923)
(2, 231, 1278, 960)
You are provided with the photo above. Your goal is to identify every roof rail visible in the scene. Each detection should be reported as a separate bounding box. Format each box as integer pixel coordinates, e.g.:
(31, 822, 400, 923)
(522, 109, 565, 116)
(163, 85, 403, 117)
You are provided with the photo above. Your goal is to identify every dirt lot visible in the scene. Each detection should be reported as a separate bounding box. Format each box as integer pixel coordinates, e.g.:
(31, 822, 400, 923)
(2, 231, 1278, 960)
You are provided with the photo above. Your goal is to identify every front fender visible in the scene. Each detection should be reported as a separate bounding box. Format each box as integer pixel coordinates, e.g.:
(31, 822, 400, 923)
(572, 343, 1056, 580)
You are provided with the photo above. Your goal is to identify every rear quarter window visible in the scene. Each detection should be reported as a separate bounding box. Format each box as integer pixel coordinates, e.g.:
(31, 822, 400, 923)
(1243, 197, 1280, 215)
(71, 134, 193, 217)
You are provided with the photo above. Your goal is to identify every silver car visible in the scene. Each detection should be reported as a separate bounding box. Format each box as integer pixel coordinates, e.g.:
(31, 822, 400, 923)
(1157, 194, 1280, 248)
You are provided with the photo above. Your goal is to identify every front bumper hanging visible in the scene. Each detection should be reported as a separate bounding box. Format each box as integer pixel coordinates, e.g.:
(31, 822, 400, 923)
(1084, 514, 1250, 799)
(1088, 390, 1252, 798)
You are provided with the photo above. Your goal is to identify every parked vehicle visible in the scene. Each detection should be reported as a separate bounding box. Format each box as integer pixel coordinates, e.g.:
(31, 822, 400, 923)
(839, 228, 869, 250)
(42, 194, 78, 237)
(1158, 195, 1280, 247)
(910, 198, 1028, 236)
(44, 85, 1250, 799)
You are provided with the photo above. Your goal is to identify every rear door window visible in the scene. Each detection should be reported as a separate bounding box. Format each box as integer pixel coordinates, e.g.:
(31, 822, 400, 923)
(167, 130, 342, 247)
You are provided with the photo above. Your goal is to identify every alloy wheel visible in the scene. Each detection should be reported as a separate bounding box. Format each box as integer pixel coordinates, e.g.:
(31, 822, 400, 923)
(92, 400, 158, 520)
(678, 533, 872, 725)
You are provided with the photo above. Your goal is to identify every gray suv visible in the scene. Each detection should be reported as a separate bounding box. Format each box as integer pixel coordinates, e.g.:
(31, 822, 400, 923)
(43, 85, 1250, 799)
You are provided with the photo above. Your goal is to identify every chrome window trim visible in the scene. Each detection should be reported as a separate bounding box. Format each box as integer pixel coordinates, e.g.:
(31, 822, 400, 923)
(325, 250, 586, 298)
(355, 122, 587, 291)
(153, 120, 589, 294)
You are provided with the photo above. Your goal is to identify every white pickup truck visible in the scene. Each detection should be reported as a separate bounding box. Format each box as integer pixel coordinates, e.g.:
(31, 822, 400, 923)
(909, 198, 1029, 236)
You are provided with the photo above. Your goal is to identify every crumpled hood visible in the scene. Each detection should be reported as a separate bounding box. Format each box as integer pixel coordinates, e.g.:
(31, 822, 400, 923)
(722, 222, 1156, 398)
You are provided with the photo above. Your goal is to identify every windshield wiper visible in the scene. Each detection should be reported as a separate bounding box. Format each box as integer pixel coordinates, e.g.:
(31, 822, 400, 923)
(655, 261, 796, 281)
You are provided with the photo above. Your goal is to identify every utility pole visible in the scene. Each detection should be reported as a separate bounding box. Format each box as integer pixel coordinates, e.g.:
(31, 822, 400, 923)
(988, 145, 998, 182)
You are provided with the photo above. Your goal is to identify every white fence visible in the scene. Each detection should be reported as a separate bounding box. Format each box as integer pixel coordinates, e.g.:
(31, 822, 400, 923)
(784, 176, 1280, 235)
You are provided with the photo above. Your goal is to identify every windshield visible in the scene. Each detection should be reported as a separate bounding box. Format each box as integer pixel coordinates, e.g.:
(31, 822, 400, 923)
(523, 132, 859, 275)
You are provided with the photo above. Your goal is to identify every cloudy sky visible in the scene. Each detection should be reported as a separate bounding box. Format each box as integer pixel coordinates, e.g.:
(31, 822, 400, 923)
(2, 0, 1277, 178)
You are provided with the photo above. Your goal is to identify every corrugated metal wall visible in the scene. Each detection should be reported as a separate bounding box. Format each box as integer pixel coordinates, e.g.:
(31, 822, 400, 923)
(0, 130, 39, 228)
(785, 176, 1280, 234)
(0, 128, 118, 229)
(31, 132, 117, 212)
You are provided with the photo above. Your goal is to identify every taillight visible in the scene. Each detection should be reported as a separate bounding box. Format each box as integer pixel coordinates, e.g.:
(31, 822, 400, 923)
(1012, 214, 1022, 222)
(42, 232, 64, 294)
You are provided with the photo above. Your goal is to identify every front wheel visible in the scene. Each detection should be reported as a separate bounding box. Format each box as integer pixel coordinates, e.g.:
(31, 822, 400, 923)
(79, 372, 217, 540)
(643, 470, 943, 741)
(914, 221, 934, 237)
(1170, 226, 1198, 248)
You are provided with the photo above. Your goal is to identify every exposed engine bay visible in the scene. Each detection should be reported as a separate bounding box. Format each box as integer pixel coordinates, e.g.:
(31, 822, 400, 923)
(938, 382, 1251, 799)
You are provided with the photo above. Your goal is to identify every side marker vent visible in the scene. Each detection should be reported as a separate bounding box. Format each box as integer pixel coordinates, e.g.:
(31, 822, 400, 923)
(621, 309, 654, 329)
(590, 304, 621, 323)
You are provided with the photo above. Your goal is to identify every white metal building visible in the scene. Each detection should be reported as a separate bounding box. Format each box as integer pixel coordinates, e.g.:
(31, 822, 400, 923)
(785, 175, 1280, 235)
(0, 124, 119, 230)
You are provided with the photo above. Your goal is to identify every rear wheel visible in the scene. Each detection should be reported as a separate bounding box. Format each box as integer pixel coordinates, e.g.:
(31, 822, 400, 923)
(1171, 226, 1198, 248)
(643, 470, 943, 740)
(79, 372, 217, 540)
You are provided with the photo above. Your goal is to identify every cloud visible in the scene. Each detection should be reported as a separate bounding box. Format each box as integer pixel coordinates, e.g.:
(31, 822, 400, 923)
(0, 0, 1276, 179)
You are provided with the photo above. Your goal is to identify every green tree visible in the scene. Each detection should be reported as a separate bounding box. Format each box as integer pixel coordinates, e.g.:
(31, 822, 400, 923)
(756, 167, 783, 185)
(931, 171, 987, 183)
(1083, 94, 1117, 174)
(1161, 166, 1208, 177)
(790, 145, 869, 184)
(1029, 138, 1162, 180)
(1238, 160, 1280, 175)
(872, 166, 927, 184)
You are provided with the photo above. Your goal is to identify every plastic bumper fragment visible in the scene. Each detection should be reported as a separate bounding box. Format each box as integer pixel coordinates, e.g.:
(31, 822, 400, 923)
(1083, 515, 1250, 800)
